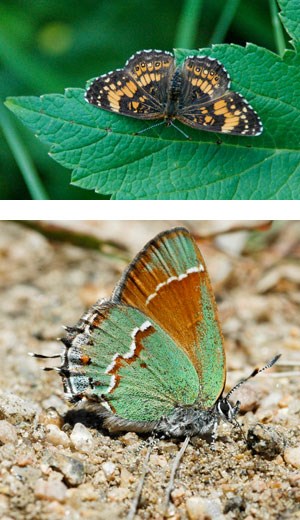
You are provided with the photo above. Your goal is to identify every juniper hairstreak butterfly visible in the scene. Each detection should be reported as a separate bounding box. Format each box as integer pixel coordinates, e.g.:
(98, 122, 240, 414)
(31, 227, 279, 439)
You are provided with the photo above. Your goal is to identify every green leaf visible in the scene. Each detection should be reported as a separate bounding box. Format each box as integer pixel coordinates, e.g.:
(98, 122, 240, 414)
(4, 0, 300, 199)
(278, 0, 300, 49)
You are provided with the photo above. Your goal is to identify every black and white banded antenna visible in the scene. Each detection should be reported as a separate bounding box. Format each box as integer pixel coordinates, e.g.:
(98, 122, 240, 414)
(225, 354, 281, 402)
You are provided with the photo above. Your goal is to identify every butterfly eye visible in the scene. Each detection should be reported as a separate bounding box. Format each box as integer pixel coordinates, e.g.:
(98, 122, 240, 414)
(141, 62, 146, 68)
(155, 61, 160, 67)
(135, 65, 140, 71)
(195, 67, 200, 72)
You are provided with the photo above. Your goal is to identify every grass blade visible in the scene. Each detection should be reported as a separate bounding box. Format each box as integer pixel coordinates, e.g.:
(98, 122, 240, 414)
(0, 105, 49, 200)
(175, 0, 204, 48)
(269, 0, 286, 55)
(209, 0, 241, 44)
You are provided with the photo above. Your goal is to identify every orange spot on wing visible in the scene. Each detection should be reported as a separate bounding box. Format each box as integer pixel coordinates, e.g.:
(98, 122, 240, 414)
(139, 75, 147, 86)
(121, 85, 134, 97)
(200, 80, 208, 91)
(127, 81, 137, 93)
(81, 354, 91, 365)
(214, 100, 227, 110)
(108, 91, 121, 102)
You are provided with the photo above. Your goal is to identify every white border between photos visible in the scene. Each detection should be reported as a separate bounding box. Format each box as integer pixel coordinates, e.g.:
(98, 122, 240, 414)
(0, 200, 297, 221)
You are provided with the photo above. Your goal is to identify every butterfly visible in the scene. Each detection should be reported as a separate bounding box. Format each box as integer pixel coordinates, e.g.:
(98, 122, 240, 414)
(32, 228, 279, 441)
(85, 50, 263, 138)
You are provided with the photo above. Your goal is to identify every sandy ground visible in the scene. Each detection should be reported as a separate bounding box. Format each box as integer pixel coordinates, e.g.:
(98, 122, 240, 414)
(0, 220, 299, 520)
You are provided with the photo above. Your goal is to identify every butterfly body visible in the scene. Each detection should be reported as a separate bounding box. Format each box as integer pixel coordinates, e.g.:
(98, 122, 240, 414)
(163, 69, 184, 123)
(95, 399, 236, 438)
(85, 50, 263, 136)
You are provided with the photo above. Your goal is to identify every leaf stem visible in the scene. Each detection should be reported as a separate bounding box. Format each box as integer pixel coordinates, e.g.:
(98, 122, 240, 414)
(269, 0, 286, 56)
(175, 0, 203, 48)
(209, 0, 241, 44)
(0, 104, 49, 200)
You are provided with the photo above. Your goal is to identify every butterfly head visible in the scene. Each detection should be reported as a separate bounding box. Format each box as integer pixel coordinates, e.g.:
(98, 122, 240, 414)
(216, 397, 240, 423)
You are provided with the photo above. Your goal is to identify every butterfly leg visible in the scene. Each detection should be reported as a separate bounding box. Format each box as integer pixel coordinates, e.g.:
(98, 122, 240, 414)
(169, 120, 191, 139)
(210, 417, 219, 451)
(127, 437, 156, 520)
(163, 435, 190, 516)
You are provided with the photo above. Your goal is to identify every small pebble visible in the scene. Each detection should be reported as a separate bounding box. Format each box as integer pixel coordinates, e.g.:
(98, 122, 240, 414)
(247, 423, 286, 458)
(119, 432, 139, 446)
(11, 464, 41, 483)
(0, 420, 18, 445)
(223, 495, 245, 514)
(288, 472, 300, 487)
(34, 478, 67, 502)
(46, 424, 70, 448)
(160, 441, 178, 453)
(67, 482, 98, 503)
(47, 452, 85, 486)
(250, 477, 267, 493)
(0, 493, 9, 514)
(38, 408, 63, 428)
(16, 454, 35, 467)
(120, 467, 133, 487)
(107, 487, 129, 501)
(149, 453, 168, 468)
(0, 392, 39, 424)
(102, 461, 116, 481)
(171, 487, 186, 506)
(284, 446, 300, 469)
(186, 496, 224, 520)
(70, 423, 93, 453)
(93, 470, 107, 485)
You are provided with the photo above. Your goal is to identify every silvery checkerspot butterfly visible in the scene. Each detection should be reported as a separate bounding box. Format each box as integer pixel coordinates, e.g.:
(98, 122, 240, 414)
(85, 49, 263, 138)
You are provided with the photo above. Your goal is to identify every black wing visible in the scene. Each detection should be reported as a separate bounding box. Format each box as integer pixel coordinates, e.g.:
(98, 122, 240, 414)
(177, 55, 263, 136)
(85, 50, 176, 120)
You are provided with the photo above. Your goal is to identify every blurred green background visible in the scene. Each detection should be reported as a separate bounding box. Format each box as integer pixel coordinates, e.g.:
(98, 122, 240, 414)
(0, 0, 282, 200)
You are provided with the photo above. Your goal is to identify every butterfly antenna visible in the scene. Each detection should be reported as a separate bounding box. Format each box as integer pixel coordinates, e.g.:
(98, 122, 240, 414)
(134, 120, 166, 136)
(127, 436, 157, 520)
(225, 354, 281, 401)
(163, 435, 190, 516)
